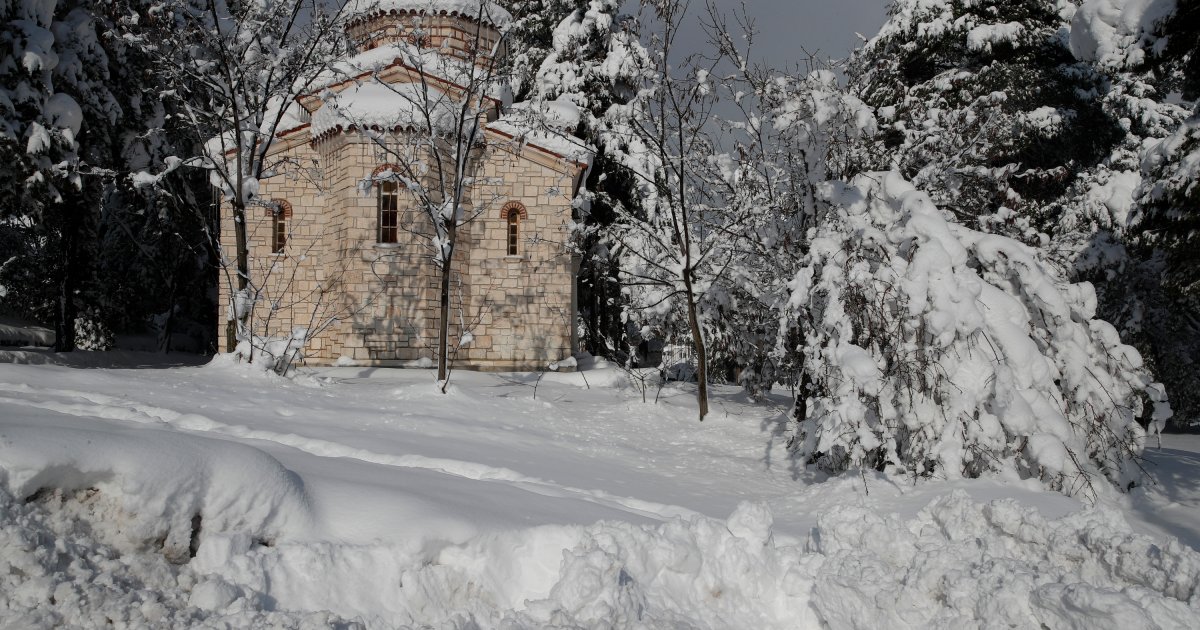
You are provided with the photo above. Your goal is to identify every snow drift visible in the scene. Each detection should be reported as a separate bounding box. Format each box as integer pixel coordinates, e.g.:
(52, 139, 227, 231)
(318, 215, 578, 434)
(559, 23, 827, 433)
(4, 479, 1198, 629)
(0, 422, 313, 560)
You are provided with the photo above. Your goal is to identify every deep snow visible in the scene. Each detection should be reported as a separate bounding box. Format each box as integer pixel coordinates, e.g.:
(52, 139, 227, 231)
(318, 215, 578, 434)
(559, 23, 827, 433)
(0, 353, 1197, 628)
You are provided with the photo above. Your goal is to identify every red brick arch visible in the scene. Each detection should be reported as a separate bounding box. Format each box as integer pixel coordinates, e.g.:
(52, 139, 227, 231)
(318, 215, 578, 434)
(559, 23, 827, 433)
(371, 163, 409, 184)
(264, 198, 292, 218)
(500, 201, 527, 220)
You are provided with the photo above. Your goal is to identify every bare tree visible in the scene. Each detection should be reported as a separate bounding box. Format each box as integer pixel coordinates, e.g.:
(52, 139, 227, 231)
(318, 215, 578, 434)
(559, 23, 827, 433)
(604, 0, 763, 420)
(139, 0, 348, 356)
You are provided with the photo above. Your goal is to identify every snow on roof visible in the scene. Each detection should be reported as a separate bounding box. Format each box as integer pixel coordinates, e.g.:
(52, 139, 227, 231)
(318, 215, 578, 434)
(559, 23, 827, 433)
(344, 0, 512, 26)
(488, 98, 593, 166)
(307, 41, 508, 101)
(507, 98, 582, 131)
(312, 81, 460, 137)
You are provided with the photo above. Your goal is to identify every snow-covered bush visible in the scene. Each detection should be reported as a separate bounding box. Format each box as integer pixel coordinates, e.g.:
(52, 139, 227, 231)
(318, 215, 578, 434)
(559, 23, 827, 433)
(233, 327, 309, 375)
(72, 308, 113, 351)
(787, 171, 1170, 497)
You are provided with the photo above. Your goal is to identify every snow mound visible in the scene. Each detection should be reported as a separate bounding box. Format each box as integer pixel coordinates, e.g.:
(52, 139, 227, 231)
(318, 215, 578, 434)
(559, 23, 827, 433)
(809, 490, 1200, 629)
(170, 494, 1200, 628)
(0, 317, 53, 347)
(0, 423, 314, 559)
(0, 487, 354, 628)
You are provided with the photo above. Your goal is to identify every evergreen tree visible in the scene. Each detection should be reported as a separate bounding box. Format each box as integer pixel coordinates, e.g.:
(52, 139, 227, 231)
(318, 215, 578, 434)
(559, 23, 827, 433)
(1127, 0, 1200, 424)
(499, 0, 578, 100)
(523, 0, 648, 362)
(0, 0, 107, 349)
(849, 0, 1124, 237)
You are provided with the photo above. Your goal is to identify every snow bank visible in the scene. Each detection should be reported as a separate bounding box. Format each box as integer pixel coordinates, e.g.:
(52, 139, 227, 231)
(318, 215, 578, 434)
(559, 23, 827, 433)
(807, 491, 1199, 629)
(6, 460, 1196, 628)
(0, 423, 313, 559)
(173, 493, 1200, 628)
(0, 318, 53, 347)
(0, 487, 350, 628)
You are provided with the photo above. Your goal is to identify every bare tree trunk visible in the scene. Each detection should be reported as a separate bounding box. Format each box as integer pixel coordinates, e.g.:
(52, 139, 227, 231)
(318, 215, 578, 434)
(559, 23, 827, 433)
(54, 211, 80, 353)
(683, 271, 709, 420)
(436, 219, 456, 385)
(231, 197, 251, 356)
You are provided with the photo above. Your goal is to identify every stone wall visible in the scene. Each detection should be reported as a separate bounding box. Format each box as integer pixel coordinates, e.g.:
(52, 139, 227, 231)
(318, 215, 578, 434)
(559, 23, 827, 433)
(454, 139, 581, 370)
(220, 125, 582, 370)
(217, 132, 332, 360)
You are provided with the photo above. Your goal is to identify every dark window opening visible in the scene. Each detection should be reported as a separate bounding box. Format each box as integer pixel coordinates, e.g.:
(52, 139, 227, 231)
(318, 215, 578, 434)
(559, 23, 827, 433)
(272, 214, 287, 253)
(379, 181, 399, 243)
(507, 211, 519, 255)
(267, 199, 291, 253)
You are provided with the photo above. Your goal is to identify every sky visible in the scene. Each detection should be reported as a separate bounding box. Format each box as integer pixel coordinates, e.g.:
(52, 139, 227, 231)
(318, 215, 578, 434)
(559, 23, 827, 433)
(672, 0, 892, 68)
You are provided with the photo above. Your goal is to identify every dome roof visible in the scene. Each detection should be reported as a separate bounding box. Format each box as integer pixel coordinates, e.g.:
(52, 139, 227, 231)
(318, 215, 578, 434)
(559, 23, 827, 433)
(345, 0, 512, 27)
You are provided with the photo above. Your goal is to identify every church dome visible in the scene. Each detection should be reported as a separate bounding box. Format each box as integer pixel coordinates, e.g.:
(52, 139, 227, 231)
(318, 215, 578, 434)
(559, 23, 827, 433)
(345, 0, 511, 57)
(346, 0, 511, 27)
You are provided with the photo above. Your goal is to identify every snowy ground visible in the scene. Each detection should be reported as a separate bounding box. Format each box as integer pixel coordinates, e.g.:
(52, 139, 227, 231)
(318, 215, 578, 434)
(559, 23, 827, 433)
(1, 352, 1198, 628)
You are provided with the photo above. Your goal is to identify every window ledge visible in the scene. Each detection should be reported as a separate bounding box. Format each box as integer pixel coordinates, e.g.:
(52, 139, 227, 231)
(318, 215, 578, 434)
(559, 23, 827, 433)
(504, 255, 526, 261)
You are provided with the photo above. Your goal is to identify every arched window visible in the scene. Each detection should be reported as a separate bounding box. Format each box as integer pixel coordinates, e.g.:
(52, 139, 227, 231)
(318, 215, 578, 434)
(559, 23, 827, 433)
(501, 202, 527, 256)
(507, 211, 519, 255)
(378, 181, 399, 243)
(373, 164, 405, 244)
(266, 199, 292, 253)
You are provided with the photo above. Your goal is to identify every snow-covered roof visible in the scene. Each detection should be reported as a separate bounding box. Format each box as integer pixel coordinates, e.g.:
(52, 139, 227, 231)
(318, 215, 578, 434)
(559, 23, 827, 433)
(507, 98, 582, 132)
(488, 98, 593, 167)
(306, 41, 507, 102)
(344, 0, 512, 27)
(312, 81, 460, 137)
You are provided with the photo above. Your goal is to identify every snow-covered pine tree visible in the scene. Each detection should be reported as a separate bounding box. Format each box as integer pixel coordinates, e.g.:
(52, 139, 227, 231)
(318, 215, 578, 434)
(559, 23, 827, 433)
(849, 0, 1123, 238)
(0, 0, 117, 350)
(1135, 0, 1200, 306)
(499, 0, 579, 101)
(788, 170, 1170, 498)
(523, 0, 647, 362)
(1067, 0, 1199, 425)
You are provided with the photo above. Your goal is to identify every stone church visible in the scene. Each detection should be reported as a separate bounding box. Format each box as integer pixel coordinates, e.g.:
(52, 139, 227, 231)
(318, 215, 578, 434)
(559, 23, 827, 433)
(218, 0, 587, 370)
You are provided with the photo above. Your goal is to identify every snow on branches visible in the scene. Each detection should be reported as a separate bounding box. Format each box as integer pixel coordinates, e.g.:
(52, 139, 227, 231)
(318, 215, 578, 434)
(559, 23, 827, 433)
(787, 171, 1170, 498)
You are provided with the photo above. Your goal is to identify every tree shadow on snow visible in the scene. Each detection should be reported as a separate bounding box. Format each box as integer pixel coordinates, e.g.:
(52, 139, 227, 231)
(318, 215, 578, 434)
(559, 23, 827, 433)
(1130, 443, 1200, 549)
(0, 348, 210, 370)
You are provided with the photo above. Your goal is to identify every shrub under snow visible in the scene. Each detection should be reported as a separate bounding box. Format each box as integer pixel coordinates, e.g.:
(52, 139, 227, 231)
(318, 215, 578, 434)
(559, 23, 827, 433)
(787, 172, 1171, 497)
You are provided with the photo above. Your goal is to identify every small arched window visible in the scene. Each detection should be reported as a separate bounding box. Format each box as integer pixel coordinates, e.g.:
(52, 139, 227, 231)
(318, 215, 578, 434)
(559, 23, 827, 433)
(266, 199, 292, 253)
(507, 212, 519, 255)
(378, 181, 399, 243)
(501, 202, 527, 256)
(373, 164, 405, 244)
